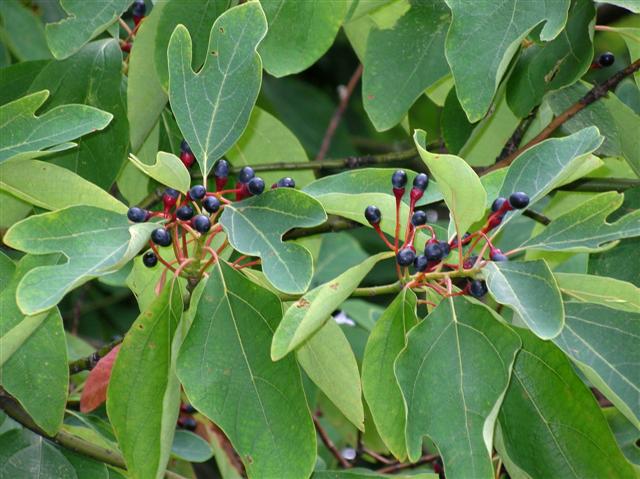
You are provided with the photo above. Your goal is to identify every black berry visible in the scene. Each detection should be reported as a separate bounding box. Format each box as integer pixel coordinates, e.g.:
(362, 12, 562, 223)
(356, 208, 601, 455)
(238, 166, 255, 184)
(469, 279, 488, 298)
(491, 197, 507, 212)
(411, 211, 427, 227)
(202, 196, 221, 213)
(412, 173, 429, 191)
(151, 228, 172, 247)
(192, 215, 211, 233)
(276, 177, 295, 188)
(391, 170, 408, 189)
(142, 251, 157, 268)
(424, 242, 444, 262)
(176, 205, 194, 221)
(414, 254, 428, 272)
(396, 248, 416, 266)
(127, 206, 147, 223)
(180, 403, 196, 414)
(490, 250, 509, 262)
(508, 192, 529, 209)
(214, 159, 229, 178)
(248, 177, 265, 195)
(189, 185, 206, 200)
(598, 52, 615, 67)
(439, 241, 451, 257)
(164, 188, 179, 200)
(364, 205, 381, 225)
(132, 0, 146, 17)
(180, 139, 191, 154)
(178, 417, 197, 431)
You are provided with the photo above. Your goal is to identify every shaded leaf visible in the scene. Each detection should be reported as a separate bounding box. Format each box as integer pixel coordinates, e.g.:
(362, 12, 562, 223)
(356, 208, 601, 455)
(362, 289, 417, 460)
(272, 252, 393, 360)
(259, 0, 347, 77)
(445, 0, 570, 121)
(80, 345, 120, 413)
(313, 471, 436, 479)
(45, 0, 131, 59)
(496, 328, 635, 479)
(395, 296, 520, 476)
(0, 433, 76, 479)
(521, 191, 640, 252)
(312, 232, 369, 289)
(177, 261, 316, 479)
(485, 259, 564, 340)
(220, 188, 327, 294)
(4, 206, 156, 315)
(167, 2, 267, 178)
(604, 407, 640, 466)
(128, 151, 191, 194)
(0, 0, 51, 61)
(171, 430, 213, 463)
(0, 90, 112, 164)
(554, 272, 640, 312)
(107, 282, 183, 479)
(0, 159, 127, 213)
(554, 301, 640, 428)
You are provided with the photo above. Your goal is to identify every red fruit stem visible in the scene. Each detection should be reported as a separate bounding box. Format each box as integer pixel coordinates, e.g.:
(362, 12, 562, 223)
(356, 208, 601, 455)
(373, 224, 395, 250)
(235, 259, 261, 270)
(148, 242, 177, 272)
(171, 226, 184, 262)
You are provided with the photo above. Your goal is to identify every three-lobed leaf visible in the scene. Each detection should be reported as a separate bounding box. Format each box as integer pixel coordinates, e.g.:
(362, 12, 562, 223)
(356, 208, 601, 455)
(554, 272, 640, 313)
(128, 151, 191, 194)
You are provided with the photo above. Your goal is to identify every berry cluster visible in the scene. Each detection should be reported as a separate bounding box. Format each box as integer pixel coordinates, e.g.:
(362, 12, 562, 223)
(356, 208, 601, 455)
(127, 143, 296, 290)
(364, 170, 530, 301)
(177, 402, 197, 431)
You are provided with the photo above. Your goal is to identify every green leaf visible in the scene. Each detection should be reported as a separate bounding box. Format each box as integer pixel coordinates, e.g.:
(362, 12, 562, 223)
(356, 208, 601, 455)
(495, 126, 604, 232)
(0, 0, 52, 61)
(154, 0, 230, 90)
(414, 129, 486, 237)
(395, 296, 520, 476)
(0, 90, 112, 164)
(362, 1, 449, 131)
(177, 261, 316, 479)
(553, 301, 640, 428)
(220, 188, 327, 294)
(519, 191, 640, 252)
(259, 0, 347, 77)
(272, 252, 393, 360)
(4, 206, 156, 315)
(606, 27, 640, 88)
(485, 259, 564, 340)
(0, 433, 77, 479)
(312, 232, 369, 289)
(362, 289, 418, 461)
(297, 318, 364, 430)
(128, 1, 168, 153)
(45, 0, 131, 59)
(107, 282, 183, 479)
(496, 328, 635, 479)
(0, 159, 127, 213)
(226, 106, 315, 187)
(171, 430, 213, 463)
(554, 272, 640, 312)
(313, 472, 436, 479)
(506, 0, 595, 117)
(548, 81, 640, 176)
(168, 2, 267, 179)
(0, 250, 15, 285)
(0, 255, 68, 436)
(128, 151, 191, 194)
(444, 0, 570, 122)
(25, 39, 129, 189)
(604, 407, 640, 466)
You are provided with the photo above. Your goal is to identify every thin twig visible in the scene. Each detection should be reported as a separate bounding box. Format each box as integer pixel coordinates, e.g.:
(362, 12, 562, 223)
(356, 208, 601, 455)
(68, 338, 123, 375)
(360, 446, 394, 465)
(522, 209, 551, 226)
(313, 416, 352, 469)
(284, 215, 362, 240)
(118, 18, 133, 36)
(557, 177, 640, 192)
(487, 57, 640, 172)
(316, 64, 364, 162)
(377, 453, 439, 474)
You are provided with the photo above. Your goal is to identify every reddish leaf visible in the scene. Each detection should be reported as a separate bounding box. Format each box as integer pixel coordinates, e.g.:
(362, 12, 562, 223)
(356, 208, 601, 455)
(80, 345, 121, 413)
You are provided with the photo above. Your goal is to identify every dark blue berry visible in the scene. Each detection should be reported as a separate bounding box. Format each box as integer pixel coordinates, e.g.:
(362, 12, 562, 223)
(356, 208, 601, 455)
(189, 185, 206, 200)
(412, 173, 429, 191)
(181, 403, 196, 414)
(491, 197, 507, 212)
(364, 205, 381, 225)
(424, 242, 444, 262)
(469, 279, 488, 298)
(439, 241, 451, 257)
(411, 211, 427, 227)
(598, 52, 615, 67)
(178, 417, 197, 431)
(192, 215, 211, 233)
(396, 248, 416, 266)
(151, 228, 172, 247)
(248, 177, 265, 195)
(277, 177, 295, 188)
(509, 192, 529, 209)
(164, 188, 179, 199)
(180, 139, 191, 154)
(176, 205, 194, 221)
(238, 166, 255, 183)
(414, 254, 428, 272)
(132, 0, 146, 17)
(202, 196, 221, 213)
(490, 250, 509, 262)
(391, 170, 408, 189)
(142, 251, 157, 268)
(213, 159, 229, 178)
(127, 206, 147, 223)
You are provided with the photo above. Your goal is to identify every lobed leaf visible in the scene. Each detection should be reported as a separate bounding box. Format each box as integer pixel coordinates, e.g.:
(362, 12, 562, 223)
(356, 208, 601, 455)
(554, 272, 640, 313)
(128, 151, 191, 194)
